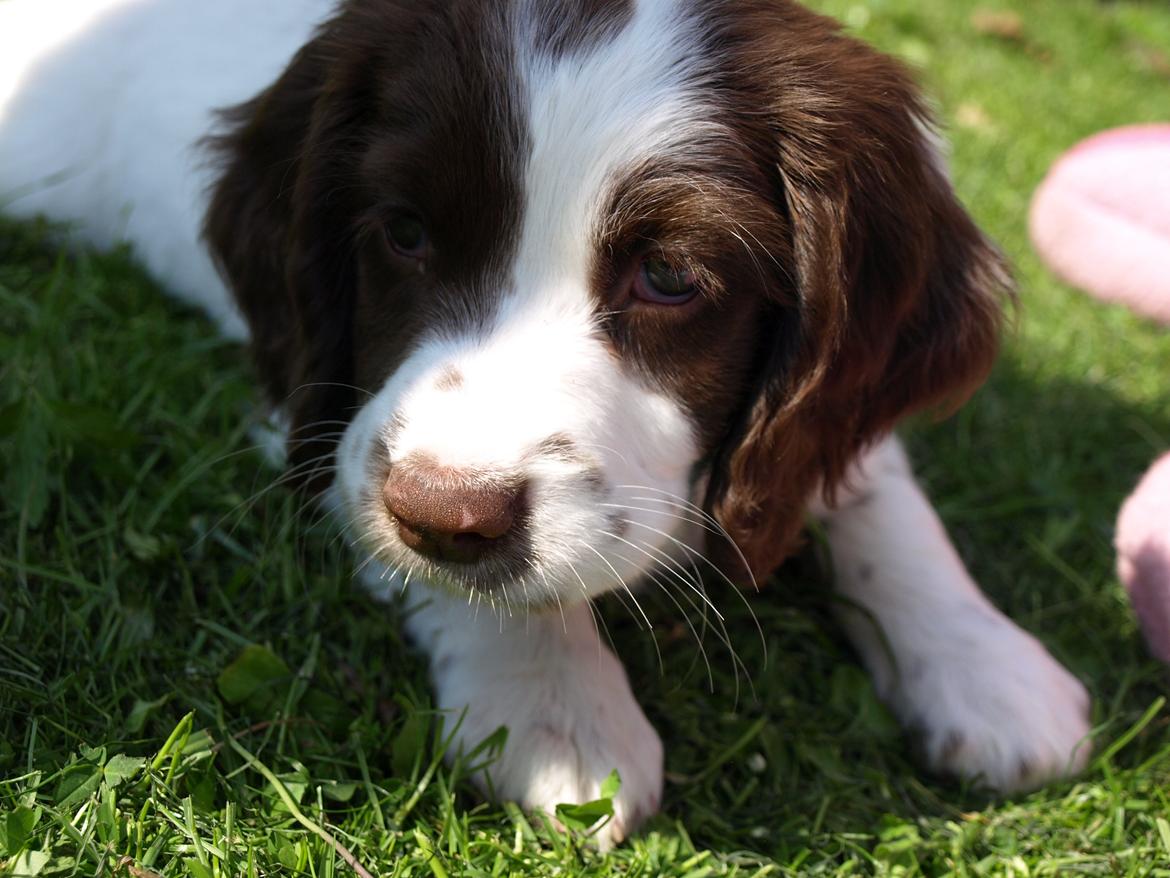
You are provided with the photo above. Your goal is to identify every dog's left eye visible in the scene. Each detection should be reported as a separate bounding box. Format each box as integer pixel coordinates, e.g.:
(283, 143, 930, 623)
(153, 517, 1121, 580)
(385, 214, 427, 259)
(634, 257, 697, 304)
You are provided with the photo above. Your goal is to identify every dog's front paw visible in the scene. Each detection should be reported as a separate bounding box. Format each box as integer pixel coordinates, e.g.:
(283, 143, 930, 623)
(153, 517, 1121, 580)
(435, 633, 663, 847)
(894, 609, 1092, 793)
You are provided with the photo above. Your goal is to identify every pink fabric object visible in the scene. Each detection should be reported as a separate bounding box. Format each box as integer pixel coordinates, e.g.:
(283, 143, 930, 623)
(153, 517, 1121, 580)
(1117, 454, 1170, 663)
(1033, 126, 1170, 662)
(1030, 124, 1170, 324)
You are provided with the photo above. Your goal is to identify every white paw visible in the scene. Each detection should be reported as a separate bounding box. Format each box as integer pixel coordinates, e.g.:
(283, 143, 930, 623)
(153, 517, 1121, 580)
(434, 638, 663, 847)
(889, 606, 1092, 793)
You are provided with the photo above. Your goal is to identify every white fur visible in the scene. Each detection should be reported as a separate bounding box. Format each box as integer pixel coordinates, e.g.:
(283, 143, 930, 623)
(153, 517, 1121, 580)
(333, 9, 721, 822)
(0, 0, 334, 338)
(813, 436, 1092, 791)
(391, 566, 663, 848)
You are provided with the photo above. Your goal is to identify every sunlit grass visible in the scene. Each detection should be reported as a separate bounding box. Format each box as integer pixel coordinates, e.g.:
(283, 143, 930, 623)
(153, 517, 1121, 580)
(3, 1, 1170, 874)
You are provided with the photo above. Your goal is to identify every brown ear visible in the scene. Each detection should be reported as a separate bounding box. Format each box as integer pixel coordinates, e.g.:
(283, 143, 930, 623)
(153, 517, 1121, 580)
(705, 8, 1012, 583)
(203, 26, 363, 487)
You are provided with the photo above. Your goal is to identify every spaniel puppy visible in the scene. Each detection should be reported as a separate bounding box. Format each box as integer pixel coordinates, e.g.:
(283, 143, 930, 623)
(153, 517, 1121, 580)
(1, 0, 1090, 845)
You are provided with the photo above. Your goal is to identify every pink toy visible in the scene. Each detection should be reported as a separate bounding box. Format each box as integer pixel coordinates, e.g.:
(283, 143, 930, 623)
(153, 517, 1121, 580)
(1117, 455, 1170, 662)
(1031, 125, 1170, 324)
(1030, 124, 1170, 661)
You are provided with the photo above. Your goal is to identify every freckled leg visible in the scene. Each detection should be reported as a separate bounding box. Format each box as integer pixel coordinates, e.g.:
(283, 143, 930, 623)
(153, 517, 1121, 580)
(812, 435, 1091, 791)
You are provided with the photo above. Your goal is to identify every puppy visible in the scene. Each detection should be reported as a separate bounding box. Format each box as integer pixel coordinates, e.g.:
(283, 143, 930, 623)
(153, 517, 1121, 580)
(0, 0, 1091, 845)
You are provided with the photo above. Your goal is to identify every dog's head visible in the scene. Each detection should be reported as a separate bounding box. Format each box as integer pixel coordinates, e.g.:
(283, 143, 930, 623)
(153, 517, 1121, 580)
(205, 0, 1009, 604)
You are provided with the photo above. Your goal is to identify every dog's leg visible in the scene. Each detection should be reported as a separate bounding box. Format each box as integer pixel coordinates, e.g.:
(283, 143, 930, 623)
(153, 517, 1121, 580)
(387, 579, 663, 847)
(814, 435, 1091, 791)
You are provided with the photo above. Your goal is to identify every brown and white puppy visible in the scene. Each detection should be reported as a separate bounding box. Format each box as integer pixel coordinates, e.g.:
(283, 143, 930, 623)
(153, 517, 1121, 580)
(0, 0, 1091, 845)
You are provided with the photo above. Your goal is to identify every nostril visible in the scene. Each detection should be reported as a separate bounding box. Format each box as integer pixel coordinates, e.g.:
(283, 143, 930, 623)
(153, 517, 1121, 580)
(451, 531, 491, 547)
(392, 517, 431, 552)
(459, 493, 516, 540)
(447, 530, 496, 558)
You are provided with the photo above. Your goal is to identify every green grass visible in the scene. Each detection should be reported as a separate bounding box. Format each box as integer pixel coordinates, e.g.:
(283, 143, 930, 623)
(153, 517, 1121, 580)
(3, 0, 1170, 875)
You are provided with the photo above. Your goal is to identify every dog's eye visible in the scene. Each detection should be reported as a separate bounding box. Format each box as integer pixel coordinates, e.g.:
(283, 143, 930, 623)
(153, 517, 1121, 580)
(634, 257, 697, 304)
(385, 214, 427, 259)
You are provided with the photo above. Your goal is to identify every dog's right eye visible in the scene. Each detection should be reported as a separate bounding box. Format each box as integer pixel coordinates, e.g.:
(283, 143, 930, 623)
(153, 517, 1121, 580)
(385, 214, 428, 259)
(634, 256, 698, 305)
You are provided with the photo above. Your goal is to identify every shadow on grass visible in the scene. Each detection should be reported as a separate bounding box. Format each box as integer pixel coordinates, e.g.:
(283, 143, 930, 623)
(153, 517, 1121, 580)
(3, 218, 1169, 870)
(604, 352, 1170, 860)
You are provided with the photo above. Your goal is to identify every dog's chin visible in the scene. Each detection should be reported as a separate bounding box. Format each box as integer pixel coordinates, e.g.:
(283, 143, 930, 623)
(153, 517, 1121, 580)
(353, 510, 659, 611)
(367, 548, 595, 611)
(400, 551, 545, 604)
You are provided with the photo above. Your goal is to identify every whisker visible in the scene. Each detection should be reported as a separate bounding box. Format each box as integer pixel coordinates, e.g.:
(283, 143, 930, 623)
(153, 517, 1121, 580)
(580, 544, 652, 631)
(606, 547, 716, 694)
(500, 581, 513, 622)
(600, 500, 713, 536)
(618, 529, 756, 704)
(551, 583, 567, 636)
(580, 542, 664, 677)
(565, 558, 612, 666)
(615, 485, 760, 594)
(285, 380, 376, 401)
(565, 441, 631, 468)
(350, 552, 381, 581)
(604, 528, 747, 696)
(602, 529, 724, 622)
(284, 419, 360, 436)
(192, 450, 340, 550)
(620, 516, 768, 673)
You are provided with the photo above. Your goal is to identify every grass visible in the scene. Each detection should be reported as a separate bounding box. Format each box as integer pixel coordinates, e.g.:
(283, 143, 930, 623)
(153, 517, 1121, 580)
(3, 0, 1170, 874)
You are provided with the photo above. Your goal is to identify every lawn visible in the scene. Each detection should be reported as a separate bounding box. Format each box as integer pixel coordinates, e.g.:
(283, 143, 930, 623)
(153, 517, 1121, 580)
(3, 0, 1170, 875)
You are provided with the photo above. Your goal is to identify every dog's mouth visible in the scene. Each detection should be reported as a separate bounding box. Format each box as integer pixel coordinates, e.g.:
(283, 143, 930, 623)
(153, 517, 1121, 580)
(395, 523, 519, 566)
(352, 472, 655, 609)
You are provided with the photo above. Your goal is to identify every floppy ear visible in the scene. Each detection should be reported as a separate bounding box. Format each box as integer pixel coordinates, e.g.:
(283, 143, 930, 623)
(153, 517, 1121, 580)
(204, 27, 363, 486)
(705, 9, 1012, 583)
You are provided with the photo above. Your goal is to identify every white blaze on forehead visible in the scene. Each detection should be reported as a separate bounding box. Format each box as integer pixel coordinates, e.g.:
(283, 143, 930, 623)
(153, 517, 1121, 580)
(386, 0, 718, 472)
(389, 324, 610, 468)
(509, 0, 722, 306)
(340, 1, 719, 601)
(388, 318, 694, 476)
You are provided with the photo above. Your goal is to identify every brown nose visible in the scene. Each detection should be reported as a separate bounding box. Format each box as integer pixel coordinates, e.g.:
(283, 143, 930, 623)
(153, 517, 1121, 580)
(383, 461, 523, 564)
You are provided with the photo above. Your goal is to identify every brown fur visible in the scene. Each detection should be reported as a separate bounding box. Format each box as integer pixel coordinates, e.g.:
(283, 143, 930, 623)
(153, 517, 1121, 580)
(204, 0, 1010, 584)
(204, 0, 525, 487)
(700, 1, 1010, 581)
